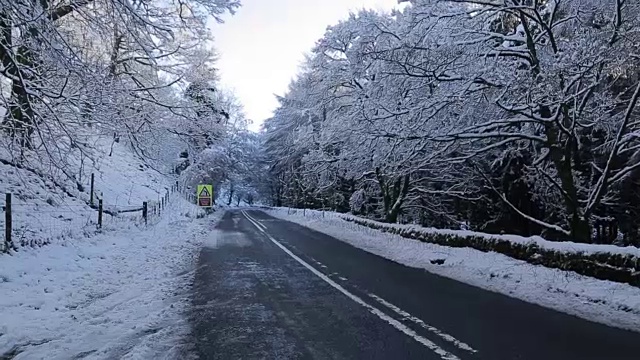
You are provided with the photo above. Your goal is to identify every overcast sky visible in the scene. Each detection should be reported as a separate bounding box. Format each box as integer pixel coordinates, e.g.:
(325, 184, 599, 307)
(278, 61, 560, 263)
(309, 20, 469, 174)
(210, 0, 400, 130)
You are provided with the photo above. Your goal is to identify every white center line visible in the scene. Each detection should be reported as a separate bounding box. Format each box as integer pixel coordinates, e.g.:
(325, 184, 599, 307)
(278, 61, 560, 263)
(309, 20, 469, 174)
(367, 293, 477, 353)
(241, 210, 463, 360)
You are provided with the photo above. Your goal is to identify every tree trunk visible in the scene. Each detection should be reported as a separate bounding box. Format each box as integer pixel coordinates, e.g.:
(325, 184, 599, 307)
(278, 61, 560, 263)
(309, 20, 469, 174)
(0, 13, 36, 148)
(376, 167, 410, 223)
(4, 77, 35, 148)
(0, 1, 52, 150)
(570, 214, 591, 243)
(227, 187, 234, 206)
(542, 106, 591, 242)
(385, 174, 410, 223)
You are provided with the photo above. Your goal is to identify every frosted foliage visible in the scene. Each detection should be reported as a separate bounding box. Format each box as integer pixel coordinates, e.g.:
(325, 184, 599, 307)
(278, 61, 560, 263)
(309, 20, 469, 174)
(258, 0, 640, 245)
(350, 189, 366, 214)
(0, 0, 239, 180)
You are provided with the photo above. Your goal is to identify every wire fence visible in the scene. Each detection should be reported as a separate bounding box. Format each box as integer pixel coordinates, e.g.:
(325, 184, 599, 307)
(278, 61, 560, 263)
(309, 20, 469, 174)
(1, 177, 183, 253)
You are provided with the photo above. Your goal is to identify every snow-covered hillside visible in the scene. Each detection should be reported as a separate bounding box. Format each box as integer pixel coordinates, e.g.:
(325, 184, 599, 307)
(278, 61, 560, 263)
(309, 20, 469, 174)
(0, 138, 222, 359)
(0, 139, 172, 251)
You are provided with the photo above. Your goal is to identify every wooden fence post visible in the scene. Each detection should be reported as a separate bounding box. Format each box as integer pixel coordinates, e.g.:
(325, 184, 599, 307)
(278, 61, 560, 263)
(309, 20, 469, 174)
(4, 193, 11, 252)
(143, 202, 148, 225)
(98, 199, 103, 229)
(90, 173, 95, 207)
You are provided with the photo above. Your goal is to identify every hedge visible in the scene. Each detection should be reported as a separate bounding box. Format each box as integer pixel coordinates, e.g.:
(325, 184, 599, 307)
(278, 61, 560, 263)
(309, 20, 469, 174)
(341, 217, 640, 287)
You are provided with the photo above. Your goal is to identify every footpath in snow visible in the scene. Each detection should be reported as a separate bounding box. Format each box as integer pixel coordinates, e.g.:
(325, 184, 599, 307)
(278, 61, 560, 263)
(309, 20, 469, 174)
(265, 208, 640, 332)
(0, 197, 220, 360)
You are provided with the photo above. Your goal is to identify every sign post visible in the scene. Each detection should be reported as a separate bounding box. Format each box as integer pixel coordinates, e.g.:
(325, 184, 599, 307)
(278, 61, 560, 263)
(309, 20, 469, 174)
(197, 184, 213, 208)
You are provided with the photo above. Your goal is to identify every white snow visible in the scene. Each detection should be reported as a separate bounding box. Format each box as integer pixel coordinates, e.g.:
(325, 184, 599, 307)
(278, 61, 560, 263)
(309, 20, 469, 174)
(0, 197, 216, 360)
(90, 139, 170, 207)
(0, 139, 220, 359)
(265, 208, 640, 332)
(0, 138, 171, 251)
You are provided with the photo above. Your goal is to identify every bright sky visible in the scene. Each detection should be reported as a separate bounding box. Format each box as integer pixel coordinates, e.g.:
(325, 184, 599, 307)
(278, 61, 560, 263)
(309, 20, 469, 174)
(211, 0, 400, 131)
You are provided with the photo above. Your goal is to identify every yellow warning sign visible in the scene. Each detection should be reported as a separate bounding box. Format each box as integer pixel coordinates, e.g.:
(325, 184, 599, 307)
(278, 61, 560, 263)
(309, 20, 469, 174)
(197, 184, 213, 208)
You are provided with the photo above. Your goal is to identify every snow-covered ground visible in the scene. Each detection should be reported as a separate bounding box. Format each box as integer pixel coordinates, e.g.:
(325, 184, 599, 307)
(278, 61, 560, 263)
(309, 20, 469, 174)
(0, 138, 221, 359)
(0, 197, 217, 360)
(265, 208, 640, 332)
(0, 138, 171, 251)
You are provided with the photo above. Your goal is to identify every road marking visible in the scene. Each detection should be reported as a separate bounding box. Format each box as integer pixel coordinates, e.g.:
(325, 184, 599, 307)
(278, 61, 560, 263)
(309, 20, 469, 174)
(253, 218, 267, 231)
(368, 293, 477, 353)
(243, 212, 267, 231)
(241, 211, 462, 360)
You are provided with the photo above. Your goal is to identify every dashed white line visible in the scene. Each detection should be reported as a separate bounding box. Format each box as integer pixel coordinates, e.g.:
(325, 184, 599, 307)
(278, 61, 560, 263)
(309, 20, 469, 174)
(241, 210, 464, 360)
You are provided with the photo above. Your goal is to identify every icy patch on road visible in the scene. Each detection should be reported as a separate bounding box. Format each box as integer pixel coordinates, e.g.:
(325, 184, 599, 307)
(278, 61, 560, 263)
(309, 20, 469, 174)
(0, 197, 223, 359)
(265, 208, 640, 332)
(204, 231, 252, 249)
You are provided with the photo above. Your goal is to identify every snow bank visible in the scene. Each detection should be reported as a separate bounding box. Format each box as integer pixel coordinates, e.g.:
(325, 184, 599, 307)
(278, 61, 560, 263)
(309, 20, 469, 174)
(265, 208, 640, 332)
(0, 196, 218, 359)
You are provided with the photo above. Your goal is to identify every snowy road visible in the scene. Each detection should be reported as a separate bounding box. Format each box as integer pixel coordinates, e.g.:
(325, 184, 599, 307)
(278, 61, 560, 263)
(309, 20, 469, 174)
(188, 210, 640, 360)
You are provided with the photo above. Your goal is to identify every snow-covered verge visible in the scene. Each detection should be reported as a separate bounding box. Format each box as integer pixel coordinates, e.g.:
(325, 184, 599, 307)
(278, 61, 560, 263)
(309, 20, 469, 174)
(263, 208, 640, 287)
(265, 208, 640, 332)
(340, 216, 640, 287)
(0, 196, 217, 360)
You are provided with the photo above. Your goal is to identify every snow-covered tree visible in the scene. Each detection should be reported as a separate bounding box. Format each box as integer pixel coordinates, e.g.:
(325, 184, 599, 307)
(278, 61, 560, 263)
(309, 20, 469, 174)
(0, 0, 239, 182)
(259, 0, 640, 244)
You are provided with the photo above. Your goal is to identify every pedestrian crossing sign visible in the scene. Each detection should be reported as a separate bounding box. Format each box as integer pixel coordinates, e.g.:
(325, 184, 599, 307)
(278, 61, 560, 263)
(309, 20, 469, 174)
(197, 184, 213, 208)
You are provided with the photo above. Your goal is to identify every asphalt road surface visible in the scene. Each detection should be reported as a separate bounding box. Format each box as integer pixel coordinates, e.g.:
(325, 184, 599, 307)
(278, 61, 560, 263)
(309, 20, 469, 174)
(187, 210, 640, 360)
